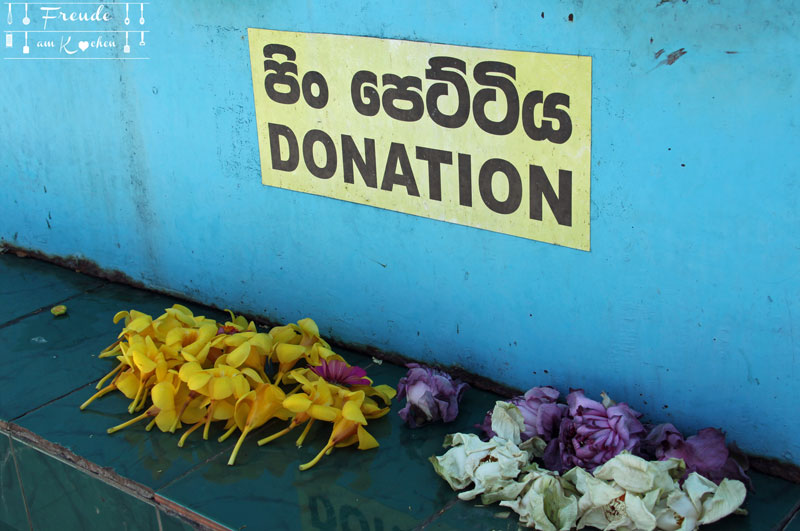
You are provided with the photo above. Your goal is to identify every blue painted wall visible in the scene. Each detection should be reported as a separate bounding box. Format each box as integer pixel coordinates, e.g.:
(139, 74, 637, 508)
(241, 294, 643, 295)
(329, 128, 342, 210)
(2, 1, 798, 464)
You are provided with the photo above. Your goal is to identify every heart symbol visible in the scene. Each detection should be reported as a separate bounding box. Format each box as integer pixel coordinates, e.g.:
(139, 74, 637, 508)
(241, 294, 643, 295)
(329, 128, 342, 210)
(78, 41, 89, 51)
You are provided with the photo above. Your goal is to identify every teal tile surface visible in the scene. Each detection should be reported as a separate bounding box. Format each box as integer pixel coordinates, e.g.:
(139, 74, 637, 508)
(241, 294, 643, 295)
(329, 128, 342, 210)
(0, 434, 29, 531)
(157, 510, 198, 531)
(157, 352, 503, 531)
(0, 254, 104, 325)
(16, 388, 235, 491)
(785, 509, 800, 531)
(0, 284, 173, 420)
(12, 439, 159, 531)
(0, 281, 225, 421)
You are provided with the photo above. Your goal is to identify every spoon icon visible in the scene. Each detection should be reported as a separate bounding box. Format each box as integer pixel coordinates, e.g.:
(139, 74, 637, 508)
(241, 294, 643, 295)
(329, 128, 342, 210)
(22, 3, 30, 25)
(6, 3, 12, 25)
(139, 3, 144, 24)
(124, 3, 130, 25)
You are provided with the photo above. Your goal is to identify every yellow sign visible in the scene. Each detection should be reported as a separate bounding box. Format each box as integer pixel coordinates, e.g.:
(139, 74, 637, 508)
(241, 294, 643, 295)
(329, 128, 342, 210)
(248, 28, 591, 250)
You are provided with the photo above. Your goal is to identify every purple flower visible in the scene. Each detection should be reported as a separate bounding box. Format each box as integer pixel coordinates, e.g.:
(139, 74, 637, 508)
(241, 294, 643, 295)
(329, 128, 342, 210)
(397, 363, 468, 428)
(311, 359, 371, 386)
(644, 424, 751, 487)
(543, 390, 645, 472)
(478, 386, 566, 442)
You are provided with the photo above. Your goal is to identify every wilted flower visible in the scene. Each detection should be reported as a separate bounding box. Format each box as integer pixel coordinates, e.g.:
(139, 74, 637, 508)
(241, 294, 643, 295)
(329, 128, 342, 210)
(397, 363, 468, 428)
(543, 390, 645, 472)
(311, 359, 371, 387)
(478, 386, 566, 442)
(644, 424, 751, 487)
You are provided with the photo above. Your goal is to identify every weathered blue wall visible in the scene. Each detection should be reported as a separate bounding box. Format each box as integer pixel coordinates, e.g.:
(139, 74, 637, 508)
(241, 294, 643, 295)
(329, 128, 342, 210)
(2, 1, 798, 464)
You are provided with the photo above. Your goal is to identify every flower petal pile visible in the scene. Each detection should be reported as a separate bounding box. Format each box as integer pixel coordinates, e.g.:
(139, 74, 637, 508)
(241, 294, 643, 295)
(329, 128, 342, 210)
(432, 403, 748, 531)
(80, 305, 395, 469)
(397, 363, 469, 428)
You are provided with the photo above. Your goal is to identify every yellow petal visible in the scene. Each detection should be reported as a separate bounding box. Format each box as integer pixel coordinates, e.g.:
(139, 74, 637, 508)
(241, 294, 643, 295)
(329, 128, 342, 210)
(309, 404, 339, 422)
(117, 371, 140, 398)
(297, 318, 319, 338)
(178, 361, 203, 381)
(209, 377, 234, 400)
(133, 350, 157, 374)
(182, 406, 206, 424)
(50, 305, 67, 316)
(241, 368, 264, 384)
(357, 425, 379, 450)
(155, 410, 177, 432)
(227, 342, 251, 368)
(343, 400, 367, 425)
(249, 333, 273, 352)
(213, 399, 235, 420)
(283, 394, 312, 413)
(270, 325, 299, 344)
(126, 315, 152, 333)
(373, 384, 397, 401)
(276, 344, 307, 363)
(188, 372, 212, 391)
(232, 374, 250, 398)
(151, 381, 175, 410)
(234, 392, 256, 429)
(113, 311, 130, 324)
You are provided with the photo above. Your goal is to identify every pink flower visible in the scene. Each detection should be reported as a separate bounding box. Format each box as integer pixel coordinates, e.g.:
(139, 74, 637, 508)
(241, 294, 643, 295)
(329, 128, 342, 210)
(311, 359, 371, 386)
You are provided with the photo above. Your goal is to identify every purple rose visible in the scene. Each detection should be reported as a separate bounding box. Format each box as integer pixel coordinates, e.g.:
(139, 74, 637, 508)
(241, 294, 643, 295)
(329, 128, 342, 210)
(397, 363, 468, 428)
(645, 424, 751, 487)
(543, 390, 645, 472)
(478, 386, 566, 442)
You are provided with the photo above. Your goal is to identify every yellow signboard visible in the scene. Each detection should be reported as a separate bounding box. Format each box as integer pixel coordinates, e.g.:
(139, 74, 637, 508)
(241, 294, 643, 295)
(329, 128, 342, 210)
(248, 28, 591, 250)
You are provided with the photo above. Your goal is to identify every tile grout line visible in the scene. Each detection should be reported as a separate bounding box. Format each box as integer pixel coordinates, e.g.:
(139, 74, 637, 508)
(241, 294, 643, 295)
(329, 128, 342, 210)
(8, 436, 35, 531)
(414, 498, 458, 530)
(155, 444, 237, 492)
(779, 498, 800, 530)
(10, 380, 97, 423)
(0, 282, 110, 331)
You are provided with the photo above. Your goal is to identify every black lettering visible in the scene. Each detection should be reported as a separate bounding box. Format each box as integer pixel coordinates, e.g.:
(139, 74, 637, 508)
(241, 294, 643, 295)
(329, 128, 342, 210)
(351, 71, 380, 116)
(308, 495, 336, 529)
(522, 91, 573, 144)
(479, 158, 522, 214)
(457, 153, 473, 207)
(530, 166, 572, 225)
(340, 505, 369, 531)
(263, 44, 300, 104)
(381, 74, 424, 122)
(302, 129, 337, 180)
(381, 142, 420, 196)
(268, 123, 298, 171)
(425, 56, 470, 128)
(302, 71, 329, 109)
(342, 135, 377, 188)
(472, 61, 519, 135)
(544, 92, 572, 144)
(416, 147, 452, 201)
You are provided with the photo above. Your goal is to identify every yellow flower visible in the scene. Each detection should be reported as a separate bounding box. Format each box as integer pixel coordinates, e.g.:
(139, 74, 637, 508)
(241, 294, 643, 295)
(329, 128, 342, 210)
(298, 389, 379, 471)
(257, 379, 339, 448)
(177, 363, 249, 442)
(226, 383, 290, 465)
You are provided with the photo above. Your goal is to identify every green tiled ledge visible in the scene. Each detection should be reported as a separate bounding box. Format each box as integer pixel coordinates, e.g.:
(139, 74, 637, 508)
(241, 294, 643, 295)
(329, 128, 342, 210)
(2, 254, 800, 530)
(0, 432, 195, 531)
